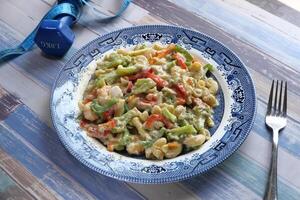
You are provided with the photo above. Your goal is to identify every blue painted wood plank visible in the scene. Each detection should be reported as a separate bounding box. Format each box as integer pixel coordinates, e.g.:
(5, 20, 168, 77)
(169, 0, 300, 71)
(0, 86, 21, 121)
(252, 99, 300, 158)
(1, 104, 261, 200)
(182, 152, 300, 200)
(0, 169, 35, 200)
(1, 105, 144, 200)
(4, 103, 300, 199)
(182, 168, 260, 200)
(245, 0, 300, 27)
(0, 19, 76, 88)
(0, 1, 297, 198)
(220, 153, 300, 200)
(0, 126, 95, 199)
(0, 169, 16, 192)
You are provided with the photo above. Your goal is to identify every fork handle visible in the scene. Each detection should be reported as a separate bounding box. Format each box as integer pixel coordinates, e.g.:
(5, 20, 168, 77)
(264, 129, 279, 200)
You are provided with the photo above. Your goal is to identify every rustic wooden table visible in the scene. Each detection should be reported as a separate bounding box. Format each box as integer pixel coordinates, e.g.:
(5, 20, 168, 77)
(0, 0, 300, 199)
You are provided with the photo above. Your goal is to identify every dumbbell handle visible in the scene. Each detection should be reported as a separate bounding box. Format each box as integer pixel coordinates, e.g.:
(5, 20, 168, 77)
(56, 15, 74, 27)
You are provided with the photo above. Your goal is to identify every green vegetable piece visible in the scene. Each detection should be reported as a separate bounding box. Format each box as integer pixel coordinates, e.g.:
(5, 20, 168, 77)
(124, 103, 130, 112)
(204, 64, 214, 72)
(95, 78, 106, 88)
(102, 60, 123, 69)
(140, 139, 155, 148)
(177, 119, 189, 126)
(120, 129, 131, 146)
(90, 99, 118, 116)
(114, 144, 125, 151)
(99, 53, 131, 68)
(162, 107, 177, 122)
(166, 132, 180, 141)
(168, 125, 197, 135)
(112, 108, 141, 133)
(166, 60, 176, 70)
(132, 78, 156, 94)
(129, 48, 150, 56)
(116, 65, 142, 76)
(97, 71, 118, 84)
(174, 45, 193, 66)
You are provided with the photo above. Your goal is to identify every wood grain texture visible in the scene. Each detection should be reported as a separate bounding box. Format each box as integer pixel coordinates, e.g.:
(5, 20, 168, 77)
(2, 106, 145, 199)
(0, 63, 51, 126)
(1, 0, 300, 199)
(0, 150, 59, 200)
(168, 0, 300, 70)
(0, 121, 144, 200)
(0, 86, 21, 121)
(246, 0, 300, 27)
(0, 168, 35, 200)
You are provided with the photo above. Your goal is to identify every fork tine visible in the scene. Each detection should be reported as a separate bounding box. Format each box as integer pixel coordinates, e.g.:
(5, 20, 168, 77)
(283, 81, 287, 116)
(274, 80, 279, 113)
(278, 81, 283, 113)
(267, 80, 274, 115)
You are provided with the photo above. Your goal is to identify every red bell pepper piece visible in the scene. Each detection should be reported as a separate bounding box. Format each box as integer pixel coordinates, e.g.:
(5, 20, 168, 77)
(127, 68, 152, 81)
(145, 114, 173, 129)
(80, 119, 88, 128)
(145, 71, 167, 89)
(141, 93, 158, 104)
(102, 108, 115, 121)
(174, 53, 187, 69)
(173, 84, 187, 99)
(105, 119, 116, 129)
(96, 119, 116, 139)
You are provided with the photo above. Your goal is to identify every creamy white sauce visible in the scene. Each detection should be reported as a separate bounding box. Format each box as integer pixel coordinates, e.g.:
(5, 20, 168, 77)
(53, 44, 234, 164)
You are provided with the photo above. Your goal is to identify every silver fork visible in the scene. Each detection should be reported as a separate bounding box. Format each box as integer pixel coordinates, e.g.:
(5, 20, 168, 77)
(264, 80, 287, 200)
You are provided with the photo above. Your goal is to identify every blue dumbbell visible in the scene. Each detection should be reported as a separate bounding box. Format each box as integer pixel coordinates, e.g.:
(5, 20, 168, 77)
(34, 14, 75, 57)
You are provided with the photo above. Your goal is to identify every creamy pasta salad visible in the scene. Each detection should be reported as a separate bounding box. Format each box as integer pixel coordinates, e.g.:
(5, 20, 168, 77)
(78, 43, 219, 160)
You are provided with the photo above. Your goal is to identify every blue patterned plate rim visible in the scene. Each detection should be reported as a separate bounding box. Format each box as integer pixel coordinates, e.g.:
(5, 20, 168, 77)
(50, 25, 257, 184)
